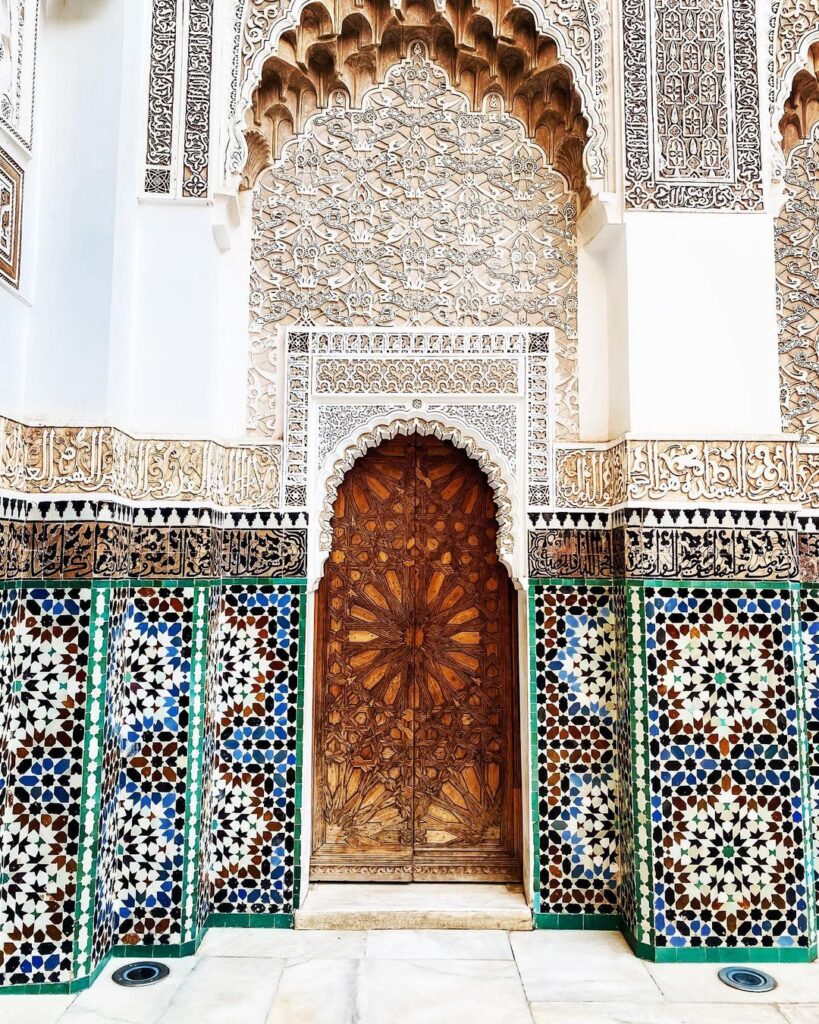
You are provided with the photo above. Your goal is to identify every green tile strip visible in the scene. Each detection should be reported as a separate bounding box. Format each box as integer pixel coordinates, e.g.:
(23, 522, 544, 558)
(628, 581, 655, 948)
(206, 913, 294, 929)
(72, 582, 112, 981)
(180, 580, 210, 945)
(534, 913, 621, 931)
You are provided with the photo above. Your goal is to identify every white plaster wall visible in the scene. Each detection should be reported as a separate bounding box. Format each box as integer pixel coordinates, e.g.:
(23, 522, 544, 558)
(622, 212, 782, 438)
(0, 284, 28, 415)
(23, 0, 126, 423)
(577, 210, 630, 441)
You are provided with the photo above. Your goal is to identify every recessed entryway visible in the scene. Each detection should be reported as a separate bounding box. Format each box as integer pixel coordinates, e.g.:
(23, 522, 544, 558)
(311, 434, 522, 883)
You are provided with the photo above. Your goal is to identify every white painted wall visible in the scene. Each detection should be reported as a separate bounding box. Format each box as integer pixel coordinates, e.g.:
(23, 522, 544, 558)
(621, 211, 782, 438)
(577, 204, 630, 441)
(23, 0, 126, 423)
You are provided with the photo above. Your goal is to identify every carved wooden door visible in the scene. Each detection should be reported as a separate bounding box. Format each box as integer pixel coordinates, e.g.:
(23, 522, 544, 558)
(312, 435, 521, 881)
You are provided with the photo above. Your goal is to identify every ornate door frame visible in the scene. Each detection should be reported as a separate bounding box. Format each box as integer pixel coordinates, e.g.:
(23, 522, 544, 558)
(289, 328, 542, 906)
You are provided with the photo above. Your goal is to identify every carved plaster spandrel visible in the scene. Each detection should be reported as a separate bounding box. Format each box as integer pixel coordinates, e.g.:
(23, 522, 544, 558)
(249, 46, 579, 441)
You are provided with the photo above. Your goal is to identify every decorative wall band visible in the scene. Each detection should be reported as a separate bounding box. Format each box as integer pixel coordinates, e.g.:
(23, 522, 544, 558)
(181, 0, 213, 198)
(0, 518, 307, 580)
(0, 417, 281, 508)
(144, 0, 178, 194)
(529, 524, 800, 582)
(623, 0, 763, 210)
(555, 439, 804, 510)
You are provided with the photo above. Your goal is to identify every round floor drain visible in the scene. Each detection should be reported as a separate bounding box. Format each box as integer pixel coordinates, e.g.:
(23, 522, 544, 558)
(718, 966, 776, 993)
(112, 962, 169, 988)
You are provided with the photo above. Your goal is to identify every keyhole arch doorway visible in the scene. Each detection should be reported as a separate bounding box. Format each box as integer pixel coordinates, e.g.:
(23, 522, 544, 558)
(311, 432, 523, 881)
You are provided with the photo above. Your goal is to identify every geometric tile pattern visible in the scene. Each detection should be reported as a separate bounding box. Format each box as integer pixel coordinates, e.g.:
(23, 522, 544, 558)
(800, 587, 819, 914)
(92, 584, 129, 969)
(0, 576, 306, 991)
(0, 587, 93, 986)
(642, 585, 814, 950)
(115, 586, 194, 947)
(209, 585, 303, 916)
(531, 583, 619, 918)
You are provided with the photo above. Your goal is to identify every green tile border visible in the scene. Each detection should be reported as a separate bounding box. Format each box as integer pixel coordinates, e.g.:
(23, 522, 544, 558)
(73, 581, 113, 980)
(534, 913, 620, 931)
(180, 580, 210, 946)
(206, 913, 294, 929)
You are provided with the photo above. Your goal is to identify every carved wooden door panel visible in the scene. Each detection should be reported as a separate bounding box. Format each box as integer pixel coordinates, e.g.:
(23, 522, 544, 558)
(312, 435, 520, 881)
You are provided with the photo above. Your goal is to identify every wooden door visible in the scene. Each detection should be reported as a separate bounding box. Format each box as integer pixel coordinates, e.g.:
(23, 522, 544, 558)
(311, 434, 521, 881)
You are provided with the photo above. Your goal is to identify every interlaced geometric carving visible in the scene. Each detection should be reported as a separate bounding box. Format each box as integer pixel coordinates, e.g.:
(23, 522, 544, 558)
(249, 44, 577, 440)
(624, 0, 763, 209)
(776, 123, 819, 440)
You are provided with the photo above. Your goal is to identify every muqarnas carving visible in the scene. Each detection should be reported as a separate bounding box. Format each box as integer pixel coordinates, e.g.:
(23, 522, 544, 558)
(0, 143, 22, 288)
(623, 0, 763, 210)
(248, 38, 579, 439)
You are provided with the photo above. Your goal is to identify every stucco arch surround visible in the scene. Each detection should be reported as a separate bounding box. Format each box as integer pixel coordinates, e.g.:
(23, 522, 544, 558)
(770, 2, 819, 180)
(227, 0, 612, 190)
(308, 410, 525, 589)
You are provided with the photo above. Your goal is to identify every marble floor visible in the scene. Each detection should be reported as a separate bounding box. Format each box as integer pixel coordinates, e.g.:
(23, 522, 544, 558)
(5, 930, 819, 1024)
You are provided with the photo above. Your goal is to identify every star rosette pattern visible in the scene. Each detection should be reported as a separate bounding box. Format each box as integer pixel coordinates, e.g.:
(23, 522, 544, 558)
(532, 583, 618, 916)
(644, 586, 811, 948)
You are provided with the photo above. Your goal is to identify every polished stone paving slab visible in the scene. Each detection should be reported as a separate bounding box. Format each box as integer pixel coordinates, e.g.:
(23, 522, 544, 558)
(5, 930, 819, 1024)
(295, 882, 533, 930)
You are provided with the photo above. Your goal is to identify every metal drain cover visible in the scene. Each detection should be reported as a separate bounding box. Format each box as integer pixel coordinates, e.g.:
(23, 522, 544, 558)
(718, 966, 776, 993)
(112, 962, 170, 988)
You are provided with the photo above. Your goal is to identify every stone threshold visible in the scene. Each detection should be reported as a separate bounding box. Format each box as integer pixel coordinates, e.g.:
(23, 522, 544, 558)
(295, 883, 533, 931)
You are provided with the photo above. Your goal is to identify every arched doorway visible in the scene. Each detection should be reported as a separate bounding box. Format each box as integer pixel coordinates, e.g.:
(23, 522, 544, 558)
(311, 433, 522, 881)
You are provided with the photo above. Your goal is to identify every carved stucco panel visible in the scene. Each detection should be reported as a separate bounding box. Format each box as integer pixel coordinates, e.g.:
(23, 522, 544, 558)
(623, 0, 763, 209)
(249, 47, 578, 441)
(776, 127, 819, 440)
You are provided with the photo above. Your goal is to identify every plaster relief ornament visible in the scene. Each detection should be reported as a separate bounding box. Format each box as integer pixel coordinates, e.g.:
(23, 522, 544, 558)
(0, 143, 22, 288)
(623, 0, 763, 209)
(231, 0, 611, 188)
(0, 0, 35, 148)
(777, 128, 819, 441)
(249, 44, 578, 440)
